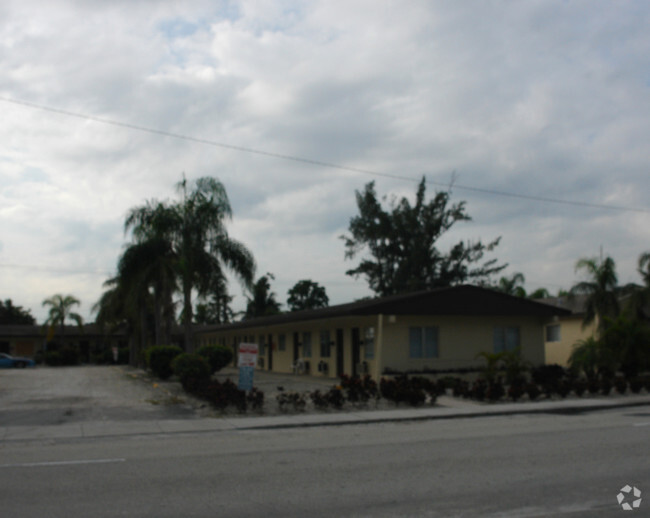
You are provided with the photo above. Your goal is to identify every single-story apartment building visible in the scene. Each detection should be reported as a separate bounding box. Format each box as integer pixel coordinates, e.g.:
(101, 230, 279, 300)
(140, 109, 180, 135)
(539, 295, 597, 367)
(0, 324, 127, 362)
(195, 285, 571, 379)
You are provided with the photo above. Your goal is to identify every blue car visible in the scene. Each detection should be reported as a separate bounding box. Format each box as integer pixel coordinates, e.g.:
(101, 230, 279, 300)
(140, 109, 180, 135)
(0, 353, 36, 368)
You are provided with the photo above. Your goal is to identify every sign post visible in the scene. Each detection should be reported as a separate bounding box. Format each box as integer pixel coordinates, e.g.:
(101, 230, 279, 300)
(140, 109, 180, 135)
(237, 343, 258, 391)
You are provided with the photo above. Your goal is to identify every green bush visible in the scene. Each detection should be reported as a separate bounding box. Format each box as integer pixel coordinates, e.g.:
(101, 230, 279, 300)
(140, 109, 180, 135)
(172, 353, 211, 390)
(146, 345, 183, 380)
(197, 345, 233, 374)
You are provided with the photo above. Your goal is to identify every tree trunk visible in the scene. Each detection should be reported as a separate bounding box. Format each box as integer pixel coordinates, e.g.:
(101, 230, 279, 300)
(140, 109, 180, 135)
(183, 278, 194, 353)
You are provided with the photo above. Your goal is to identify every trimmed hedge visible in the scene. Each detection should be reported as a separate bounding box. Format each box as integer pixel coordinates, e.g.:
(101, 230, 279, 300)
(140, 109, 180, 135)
(172, 353, 211, 390)
(197, 345, 233, 374)
(146, 345, 183, 380)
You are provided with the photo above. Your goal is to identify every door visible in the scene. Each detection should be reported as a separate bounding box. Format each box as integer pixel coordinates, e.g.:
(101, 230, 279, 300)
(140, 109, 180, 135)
(268, 333, 273, 371)
(293, 332, 300, 363)
(336, 329, 344, 377)
(351, 327, 361, 376)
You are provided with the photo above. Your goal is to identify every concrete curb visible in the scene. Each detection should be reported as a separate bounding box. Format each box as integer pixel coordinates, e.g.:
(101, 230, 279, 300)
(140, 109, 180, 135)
(2, 395, 649, 442)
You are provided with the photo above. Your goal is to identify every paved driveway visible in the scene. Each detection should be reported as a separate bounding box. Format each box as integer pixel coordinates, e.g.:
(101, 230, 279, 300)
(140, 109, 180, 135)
(0, 366, 197, 427)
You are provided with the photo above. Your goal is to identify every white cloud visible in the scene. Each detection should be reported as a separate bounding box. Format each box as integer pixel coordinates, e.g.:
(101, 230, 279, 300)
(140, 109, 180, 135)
(0, 0, 648, 322)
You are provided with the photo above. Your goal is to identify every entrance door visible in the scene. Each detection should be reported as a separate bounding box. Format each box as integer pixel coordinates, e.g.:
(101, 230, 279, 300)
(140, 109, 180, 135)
(268, 333, 273, 371)
(351, 328, 361, 376)
(336, 329, 344, 376)
(293, 332, 300, 364)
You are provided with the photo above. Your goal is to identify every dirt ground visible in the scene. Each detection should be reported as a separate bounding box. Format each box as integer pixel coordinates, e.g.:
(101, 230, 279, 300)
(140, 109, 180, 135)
(0, 365, 408, 424)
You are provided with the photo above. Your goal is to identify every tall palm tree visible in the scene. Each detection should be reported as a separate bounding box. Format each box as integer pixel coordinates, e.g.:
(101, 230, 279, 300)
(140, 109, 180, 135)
(624, 251, 650, 321)
(570, 256, 619, 333)
(42, 294, 84, 342)
(497, 272, 526, 297)
(245, 273, 282, 319)
(126, 176, 255, 352)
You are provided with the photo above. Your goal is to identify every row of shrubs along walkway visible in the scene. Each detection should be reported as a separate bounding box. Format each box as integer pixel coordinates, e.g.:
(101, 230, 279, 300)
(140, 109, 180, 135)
(141, 345, 650, 417)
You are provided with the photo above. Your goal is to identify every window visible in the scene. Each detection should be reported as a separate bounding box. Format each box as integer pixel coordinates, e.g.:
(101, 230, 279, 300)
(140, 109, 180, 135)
(409, 327, 438, 358)
(364, 327, 375, 359)
(302, 332, 312, 358)
(493, 326, 520, 353)
(320, 330, 331, 358)
(278, 334, 286, 352)
(546, 324, 561, 342)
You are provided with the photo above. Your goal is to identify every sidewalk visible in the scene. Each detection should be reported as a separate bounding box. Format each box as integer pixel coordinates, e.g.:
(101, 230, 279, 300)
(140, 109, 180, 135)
(3, 393, 649, 442)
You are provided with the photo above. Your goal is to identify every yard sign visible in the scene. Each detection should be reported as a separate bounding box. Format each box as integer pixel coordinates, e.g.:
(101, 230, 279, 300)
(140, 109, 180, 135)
(237, 343, 258, 391)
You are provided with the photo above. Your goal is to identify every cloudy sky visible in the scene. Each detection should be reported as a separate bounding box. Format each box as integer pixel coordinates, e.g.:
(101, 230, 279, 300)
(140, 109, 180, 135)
(1, 0, 649, 323)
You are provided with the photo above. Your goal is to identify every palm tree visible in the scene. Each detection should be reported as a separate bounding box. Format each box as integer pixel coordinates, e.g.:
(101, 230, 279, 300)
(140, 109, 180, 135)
(570, 256, 619, 333)
(528, 287, 551, 299)
(126, 176, 255, 352)
(245, 273, 282, 319)
(42, 294, 84, 343)
(626, 251, 650, 321)
(118, 237, 177, 347)
(497, 272, 526, 297)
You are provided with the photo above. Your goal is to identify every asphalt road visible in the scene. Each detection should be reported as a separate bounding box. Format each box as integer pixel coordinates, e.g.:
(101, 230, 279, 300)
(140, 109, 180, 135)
(1, 407, 648, 517)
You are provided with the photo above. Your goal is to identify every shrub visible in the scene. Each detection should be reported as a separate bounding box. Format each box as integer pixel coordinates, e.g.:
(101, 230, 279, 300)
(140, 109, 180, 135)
(573, 379, 587, 397)
(340, 374, 379, 404)
(508, 381, 525, 402)
(193, 379, 249, 412)
(629, 377, 644, 394)
(526, 383, 541, 401)
(197, 345, 234, 374)
(146, 345, 183, 380)
(45, 351, 62, 366)
(486, 380, 505, 402)
(614, 377, 628, 395)
(380, 375, 428, 406)
(277, 391, 306, 412)
(172, 353, 211, 390)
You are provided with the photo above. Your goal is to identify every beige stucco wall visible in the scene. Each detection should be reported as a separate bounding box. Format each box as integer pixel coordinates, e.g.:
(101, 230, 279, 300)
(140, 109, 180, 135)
(198, 313, 549, 379)
(544, 316, 598, 366)
(379, 315, 547, 374)
(198, 315, 382, 378)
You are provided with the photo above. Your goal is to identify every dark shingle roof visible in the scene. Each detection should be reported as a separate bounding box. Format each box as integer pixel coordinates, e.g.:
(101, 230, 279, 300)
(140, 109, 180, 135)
(202, 284, 571, 332)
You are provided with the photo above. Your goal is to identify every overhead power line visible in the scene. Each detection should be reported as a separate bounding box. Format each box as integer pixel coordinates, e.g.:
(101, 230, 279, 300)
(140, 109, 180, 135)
(1, 95, 648, 214)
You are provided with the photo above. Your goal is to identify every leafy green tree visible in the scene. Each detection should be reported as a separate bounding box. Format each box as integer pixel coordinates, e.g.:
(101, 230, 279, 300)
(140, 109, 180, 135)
(0, 299, 36, 325)
(287, 280, 329, 312)
(568, 336, 614, 380)
(126, 176, 255, 352)
(601, 315, 650, 378)
(570, 256, 619, 333)
(528, 287, 551, 299)
(624, 251, 650, 321)
(245, 273, 281, 319)
(341, 178, 506, 296)
(497, 272, 526, 297)
(193, 274, 234, 325)
(42, 294, 83, 339)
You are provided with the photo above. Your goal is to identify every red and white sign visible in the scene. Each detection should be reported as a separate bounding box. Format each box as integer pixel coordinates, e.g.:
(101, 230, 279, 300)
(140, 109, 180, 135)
(238, 343, 259, 367)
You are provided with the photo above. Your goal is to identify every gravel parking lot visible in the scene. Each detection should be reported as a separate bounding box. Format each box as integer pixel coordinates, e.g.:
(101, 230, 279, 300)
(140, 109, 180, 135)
(0, 365, 197, 426)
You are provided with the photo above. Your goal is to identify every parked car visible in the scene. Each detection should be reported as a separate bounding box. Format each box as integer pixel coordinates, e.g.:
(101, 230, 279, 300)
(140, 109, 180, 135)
(0, 353, 36, 368)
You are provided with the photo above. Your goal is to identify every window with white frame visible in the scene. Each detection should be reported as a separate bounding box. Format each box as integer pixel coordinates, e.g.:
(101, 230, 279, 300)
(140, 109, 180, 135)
(364, 327, 375, 359)
(546, 324, 561, 342)
(409, 327, 438, 358)
(493, 326, 520, 353)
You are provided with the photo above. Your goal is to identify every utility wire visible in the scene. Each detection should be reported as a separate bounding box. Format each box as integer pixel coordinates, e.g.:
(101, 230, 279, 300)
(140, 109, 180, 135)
(2, 95, 649, 214)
